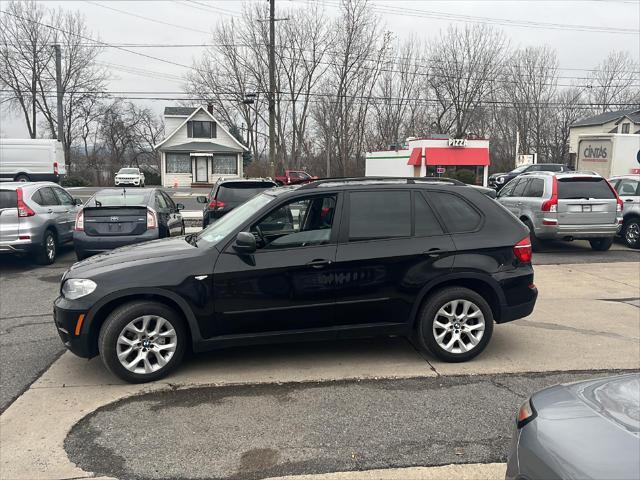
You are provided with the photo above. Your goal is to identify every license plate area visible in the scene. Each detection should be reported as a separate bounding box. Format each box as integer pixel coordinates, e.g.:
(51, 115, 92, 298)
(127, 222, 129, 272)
(582, 205, 592, 212)
(108, 223, 123, 233)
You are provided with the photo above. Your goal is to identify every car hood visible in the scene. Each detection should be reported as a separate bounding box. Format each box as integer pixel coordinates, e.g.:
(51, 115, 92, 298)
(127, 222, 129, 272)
(66, 237, 199, 278)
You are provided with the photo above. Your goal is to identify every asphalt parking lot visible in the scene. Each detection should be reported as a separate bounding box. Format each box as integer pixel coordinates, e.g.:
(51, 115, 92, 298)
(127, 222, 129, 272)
(1, 192, 639, 480)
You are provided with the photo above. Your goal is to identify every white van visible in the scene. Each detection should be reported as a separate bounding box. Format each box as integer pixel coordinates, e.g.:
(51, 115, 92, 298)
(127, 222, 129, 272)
(0, 139, 66, 183)
(576, 134, 640, 178)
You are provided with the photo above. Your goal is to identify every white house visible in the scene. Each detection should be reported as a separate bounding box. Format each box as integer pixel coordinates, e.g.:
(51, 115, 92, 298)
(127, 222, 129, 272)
(155, 105, 247, 187)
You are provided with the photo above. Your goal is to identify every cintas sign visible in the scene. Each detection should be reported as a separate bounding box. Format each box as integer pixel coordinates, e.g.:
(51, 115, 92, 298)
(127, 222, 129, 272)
(579, 139, 612, 162)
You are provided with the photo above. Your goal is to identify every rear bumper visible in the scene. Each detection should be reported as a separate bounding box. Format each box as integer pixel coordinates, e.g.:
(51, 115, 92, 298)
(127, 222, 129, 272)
(73, 229, 159, 255)
(499, 296, 537, 323)
(536, 223, 621, 239)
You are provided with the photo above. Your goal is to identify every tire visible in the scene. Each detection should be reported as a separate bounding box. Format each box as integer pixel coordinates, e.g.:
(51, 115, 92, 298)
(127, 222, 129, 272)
(415, 287, 494, 363)
(98, 301, 187, 383)
(589, 237, 614, 251)
(622, 218, 640, 249)
(35, 230, 57, 265)
(523, 219, 543, 252)
(180, 221, 186, 235)
(14, 173, 30, 182)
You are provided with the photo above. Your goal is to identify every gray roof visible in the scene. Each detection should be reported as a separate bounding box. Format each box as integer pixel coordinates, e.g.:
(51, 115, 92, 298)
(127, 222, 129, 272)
(159, 141, 243, 153)
(571, 109, 640, 127)
(164, 107, 198, 116)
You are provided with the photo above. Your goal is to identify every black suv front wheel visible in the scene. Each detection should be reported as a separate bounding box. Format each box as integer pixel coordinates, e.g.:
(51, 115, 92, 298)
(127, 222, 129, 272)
(98, 301, 187, 383)
(416, 287, 494, 362)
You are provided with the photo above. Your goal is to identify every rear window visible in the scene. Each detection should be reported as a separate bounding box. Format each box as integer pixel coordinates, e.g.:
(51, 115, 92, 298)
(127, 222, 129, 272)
(216, 182, 275, 202)
(89, 191, 150, 207)
(0, 190, 17, 209)
(429, 191, 482, 233)
(558, 178, 615, 200)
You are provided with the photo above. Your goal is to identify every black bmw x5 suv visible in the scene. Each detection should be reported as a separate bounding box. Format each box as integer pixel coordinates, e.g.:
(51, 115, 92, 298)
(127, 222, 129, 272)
(54, 177, 537, 383)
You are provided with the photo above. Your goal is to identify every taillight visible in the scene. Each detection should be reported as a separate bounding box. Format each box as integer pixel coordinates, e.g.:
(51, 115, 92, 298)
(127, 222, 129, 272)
(146, 208, 157, 229)
(605, 179, 624, 213)
(541, 176, 558, 212)
(208, 199, 226, 210)
(53, 162, 58, 175)
(514, 236, 532, 263)
(16, 187, 35, 217)
(74, 210, 84, 231)
(517, 398, 537, 429)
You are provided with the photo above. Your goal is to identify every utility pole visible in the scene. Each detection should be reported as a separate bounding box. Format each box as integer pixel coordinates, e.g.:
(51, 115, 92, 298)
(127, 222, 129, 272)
(268, 0, 276, 178)
(54, 44, 64, 163)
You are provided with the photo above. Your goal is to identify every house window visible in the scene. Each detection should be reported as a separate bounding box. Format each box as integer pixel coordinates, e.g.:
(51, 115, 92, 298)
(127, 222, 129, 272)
(212, 155, 237, 175)
(621, 123, 630, 134)
(187, 121, 216, 138)
(166, 153, 191, 173)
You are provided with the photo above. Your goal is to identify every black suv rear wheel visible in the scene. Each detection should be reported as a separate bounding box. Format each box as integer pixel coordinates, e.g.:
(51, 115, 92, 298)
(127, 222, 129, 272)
(98, 301, 187, 383)
(416, 287, 494, 362)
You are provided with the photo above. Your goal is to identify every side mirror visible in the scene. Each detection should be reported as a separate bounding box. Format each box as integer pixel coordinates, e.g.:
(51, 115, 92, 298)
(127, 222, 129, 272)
(176, 203, 185, 211)
(233, 231, 256, 254)
(73, 198, 83, 206)
(196, 195, 208, 204)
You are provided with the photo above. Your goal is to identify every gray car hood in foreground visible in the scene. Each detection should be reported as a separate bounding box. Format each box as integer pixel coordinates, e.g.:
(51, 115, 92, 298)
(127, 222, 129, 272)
(524, 373, 640, 480)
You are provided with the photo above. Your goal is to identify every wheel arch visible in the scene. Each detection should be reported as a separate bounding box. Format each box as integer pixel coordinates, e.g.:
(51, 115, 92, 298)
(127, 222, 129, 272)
(410, 273, 505, 327)
(85, 288, 201, 357)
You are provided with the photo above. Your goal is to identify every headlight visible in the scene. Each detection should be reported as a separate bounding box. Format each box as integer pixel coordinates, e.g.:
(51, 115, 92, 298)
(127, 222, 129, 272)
(62, 279, 97, 299)
(497, 176, 506, 184)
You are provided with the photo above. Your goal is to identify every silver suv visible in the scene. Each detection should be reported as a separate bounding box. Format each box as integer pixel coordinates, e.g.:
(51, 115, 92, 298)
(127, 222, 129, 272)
(0, 182, 81, 264)
(610, 175, 640, 249)
(497, 172, 622, 251)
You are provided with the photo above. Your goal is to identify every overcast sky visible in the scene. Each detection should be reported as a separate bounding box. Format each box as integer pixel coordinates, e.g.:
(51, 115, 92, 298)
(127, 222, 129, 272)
(1, 0, 639, 137)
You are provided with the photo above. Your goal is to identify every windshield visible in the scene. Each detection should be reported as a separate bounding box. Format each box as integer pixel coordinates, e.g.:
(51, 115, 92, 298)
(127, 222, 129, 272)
(511, 165, 529, 173)
(88, 190, 150, 207)
(118, 168, 139, 174)
(197, 192, 274, 246)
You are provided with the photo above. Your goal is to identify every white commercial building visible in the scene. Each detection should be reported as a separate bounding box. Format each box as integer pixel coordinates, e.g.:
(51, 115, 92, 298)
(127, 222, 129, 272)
(365, 137, 491, 186)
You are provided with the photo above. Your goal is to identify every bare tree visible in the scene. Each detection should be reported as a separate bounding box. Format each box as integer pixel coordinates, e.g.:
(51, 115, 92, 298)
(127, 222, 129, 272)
(547, 87, 585, 164)
(428, 24, 508, 137)
(0, 0, 54, 138)
(589, 51, 640, 113)
(38, 8, 108, 170)
(502, 46, 558, 160)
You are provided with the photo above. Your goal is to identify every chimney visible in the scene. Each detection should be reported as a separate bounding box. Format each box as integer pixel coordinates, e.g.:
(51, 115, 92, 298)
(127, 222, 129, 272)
(207, 103, 213, 114)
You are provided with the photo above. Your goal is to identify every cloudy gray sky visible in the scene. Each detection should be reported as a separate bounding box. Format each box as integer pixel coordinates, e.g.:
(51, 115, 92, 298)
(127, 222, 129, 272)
(1, 0, 639, 137)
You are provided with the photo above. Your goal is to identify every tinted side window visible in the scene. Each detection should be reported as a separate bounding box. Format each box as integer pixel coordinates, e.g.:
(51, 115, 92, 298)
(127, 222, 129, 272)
(616, 178, 639, 196)
(349, 191, 411, 240)
(155, 192, 169, 209)
(524, 178, 544, 198)
(35, 187, 60, 206)
(161, 191, 176, 209)
(512, 178, 529, 197)
(415, 192, 444, 237)
(499, 179, 517, 197)
(429, 191, 482, 233)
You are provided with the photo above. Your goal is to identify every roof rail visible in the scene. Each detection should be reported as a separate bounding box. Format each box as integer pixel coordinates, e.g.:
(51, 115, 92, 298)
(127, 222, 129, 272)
(298, 176, 465, 189)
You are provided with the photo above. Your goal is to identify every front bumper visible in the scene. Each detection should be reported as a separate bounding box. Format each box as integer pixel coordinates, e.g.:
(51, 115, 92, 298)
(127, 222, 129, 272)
(115, 178, 141, 186)
(74, 229, 159, 256)
(53, 296, 95, 358)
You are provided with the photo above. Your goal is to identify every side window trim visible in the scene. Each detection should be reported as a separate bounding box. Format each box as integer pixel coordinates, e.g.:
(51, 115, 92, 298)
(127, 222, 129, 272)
(414, 190, 446, 237)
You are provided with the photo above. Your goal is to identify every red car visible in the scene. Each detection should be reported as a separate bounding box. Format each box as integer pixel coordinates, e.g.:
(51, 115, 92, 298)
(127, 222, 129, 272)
(274, 170, 317, 185)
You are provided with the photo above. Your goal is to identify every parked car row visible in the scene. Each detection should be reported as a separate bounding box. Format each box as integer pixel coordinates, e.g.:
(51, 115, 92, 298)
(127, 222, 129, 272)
(496, 171, 639, 250)
(0, 183, 185, 264)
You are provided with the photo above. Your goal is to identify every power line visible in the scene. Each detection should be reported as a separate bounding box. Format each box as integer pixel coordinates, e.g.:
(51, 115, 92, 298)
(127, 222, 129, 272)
(308, 0, 639, 35)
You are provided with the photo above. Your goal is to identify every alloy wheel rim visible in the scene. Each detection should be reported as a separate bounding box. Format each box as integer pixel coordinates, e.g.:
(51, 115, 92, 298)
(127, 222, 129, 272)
(116, 315, 177, 374)
(46, 236, 55, 260)
(626, 223, 639, 244)
(432, 299, 485, 354)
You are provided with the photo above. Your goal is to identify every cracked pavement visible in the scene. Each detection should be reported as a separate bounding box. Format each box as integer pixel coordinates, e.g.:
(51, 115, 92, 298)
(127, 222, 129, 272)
(65, 371, 622, 480)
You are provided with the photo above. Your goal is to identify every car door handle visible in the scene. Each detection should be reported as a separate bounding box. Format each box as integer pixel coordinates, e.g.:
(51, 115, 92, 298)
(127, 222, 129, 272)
(306, 259, 332, 269)
(625, 198, 634, 202)
(424, 248, 448, 257)
(47, 208, 53, 213)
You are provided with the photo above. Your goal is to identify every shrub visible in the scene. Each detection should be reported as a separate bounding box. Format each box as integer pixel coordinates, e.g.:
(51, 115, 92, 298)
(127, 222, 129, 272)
(61, 175, 90, 187)
(140, 168, 161, 185)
